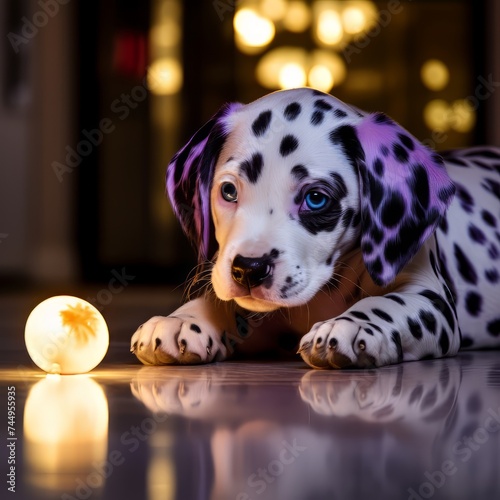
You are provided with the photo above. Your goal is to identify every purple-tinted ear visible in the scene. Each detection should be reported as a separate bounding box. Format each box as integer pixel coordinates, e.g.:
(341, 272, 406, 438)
(353, 113, 455, 286)
(166, 102, 243, 262)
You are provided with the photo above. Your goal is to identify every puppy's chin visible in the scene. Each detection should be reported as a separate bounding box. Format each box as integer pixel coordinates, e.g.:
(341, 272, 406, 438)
(233, 296, 281, 313)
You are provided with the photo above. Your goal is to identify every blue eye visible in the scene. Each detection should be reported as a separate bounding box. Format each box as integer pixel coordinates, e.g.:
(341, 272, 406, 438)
(221, 182, 238, 202)
(305, 191, 329, 210)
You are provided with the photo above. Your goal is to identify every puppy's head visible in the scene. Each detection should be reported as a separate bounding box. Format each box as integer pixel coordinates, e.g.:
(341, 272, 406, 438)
(167, 88, 455, 312)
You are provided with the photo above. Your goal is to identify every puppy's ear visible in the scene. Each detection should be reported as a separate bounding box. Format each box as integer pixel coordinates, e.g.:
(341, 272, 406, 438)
(333, 113, 455, 286)
(166, 102, 243, 262)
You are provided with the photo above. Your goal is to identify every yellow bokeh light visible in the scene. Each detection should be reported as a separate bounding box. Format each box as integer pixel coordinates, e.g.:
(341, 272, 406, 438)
(150, 20, 181, 49)
(309, 65, 334, 92)
(283, 1, 312, 32)
(256, 47, 307, 89)
(279, 62, 307, 89)
(311, 49, 346, 87)
(148, 57, 183, 95)
(421, 59, 450, 91)
(260, 0, 287, 21)
(451, 99, 476, 133)
(25, 296, 109, 375)
(317, 9, 344, 46)
(342, 6, 367, 34)
(423, 99, 451, 132)
(234, 8, 275, 48)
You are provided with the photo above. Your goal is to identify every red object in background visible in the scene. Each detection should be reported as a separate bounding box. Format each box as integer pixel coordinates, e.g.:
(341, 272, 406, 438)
(113, 30, 147, 78)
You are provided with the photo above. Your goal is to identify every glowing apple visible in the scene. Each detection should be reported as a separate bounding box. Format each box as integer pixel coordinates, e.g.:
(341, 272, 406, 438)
(25, 296, 109, 374)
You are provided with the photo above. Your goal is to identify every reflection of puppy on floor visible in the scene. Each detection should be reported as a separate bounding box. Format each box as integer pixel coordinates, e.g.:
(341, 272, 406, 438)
(132, 88, 500, 369)
(130, 356, 500, 499)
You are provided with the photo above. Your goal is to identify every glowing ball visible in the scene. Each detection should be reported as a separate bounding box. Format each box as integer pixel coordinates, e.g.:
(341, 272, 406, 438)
(25, 296, 109, 375)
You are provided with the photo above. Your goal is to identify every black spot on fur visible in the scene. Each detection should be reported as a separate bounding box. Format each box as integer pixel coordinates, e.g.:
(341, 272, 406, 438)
(465, 291, 482, 316)
(314, 99, 332, 110)
(334, 108, 348, 118)
(465, 148, 500, 159)
(398, 133, 415, 151)
(330, 125, 365, 172)
(386, 294, 406, 306)
(284, 102, 301, 121)
(444, 155, 468, 167)
(350, 310, 370, 321)
(291, 164, 309, 181)
(487, 318, 500, 336)
(393, 142, 409, 163)
(461, 336, 474, 348)
(429, 250, 439, 277)
(454, 243, 478, 284)
(362, 241, 373, 255)
(391, 331, 404, 361)
(455, 183, 475, 212)
(190, 323, 202, 333)
(252, 110, 272, 137)
(374, 113, 393, 125)
(411, 165, 430, 210)
(408, 317, 423, 339)
(280, 135, 299, 157)
(489, 244, 499, 259)
(439, 216, 449, 234)
(485, 268, 499, 283)
(362, 167, 385, 210)
(372, 308, 393, 323)
(373, 158, 384, 176)
(438, 185, 456, 204)
(367, 322, 383, 333)
(381, 192, 406, 227)
(482, 178, 500, 201)
(468, 224, 487, 244)
(481, 209, 497, 227)
(240, 153, 264, 184)
(311, 110, 324, 125)
(380, 145, 390, 157)
(420, 310, 437, 334)
(419, 289, 455, 332)
(439, 328, 450, 354)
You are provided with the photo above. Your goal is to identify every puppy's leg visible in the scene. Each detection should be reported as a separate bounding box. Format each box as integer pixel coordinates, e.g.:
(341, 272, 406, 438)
(298, 285, 461, 369)
(131, 297, 236, 365)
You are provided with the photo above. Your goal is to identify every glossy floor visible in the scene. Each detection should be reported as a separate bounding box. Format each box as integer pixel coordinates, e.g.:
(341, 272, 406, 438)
(1, 290, 499, 500)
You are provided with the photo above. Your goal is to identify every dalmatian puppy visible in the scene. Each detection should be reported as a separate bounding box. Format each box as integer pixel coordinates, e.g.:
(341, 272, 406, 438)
(131, 88, 500, 369)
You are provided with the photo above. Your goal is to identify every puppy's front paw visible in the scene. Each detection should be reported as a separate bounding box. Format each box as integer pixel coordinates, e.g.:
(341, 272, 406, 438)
(298, 316, 392, 369)
(131, 315, 227, 366)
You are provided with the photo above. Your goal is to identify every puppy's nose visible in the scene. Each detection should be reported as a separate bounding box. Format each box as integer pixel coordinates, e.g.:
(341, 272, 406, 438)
(231, 254, 273, 288)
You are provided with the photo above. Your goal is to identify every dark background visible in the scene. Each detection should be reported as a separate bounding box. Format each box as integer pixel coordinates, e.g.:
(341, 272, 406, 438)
(1, 0, 499, 289)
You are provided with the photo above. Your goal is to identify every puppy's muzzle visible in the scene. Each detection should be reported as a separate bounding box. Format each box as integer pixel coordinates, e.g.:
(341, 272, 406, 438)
(231, 254, 273, 289)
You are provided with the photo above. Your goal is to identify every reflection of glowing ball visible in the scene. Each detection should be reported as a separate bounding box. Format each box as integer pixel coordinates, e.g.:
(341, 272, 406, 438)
(25, 296, 109, 374)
